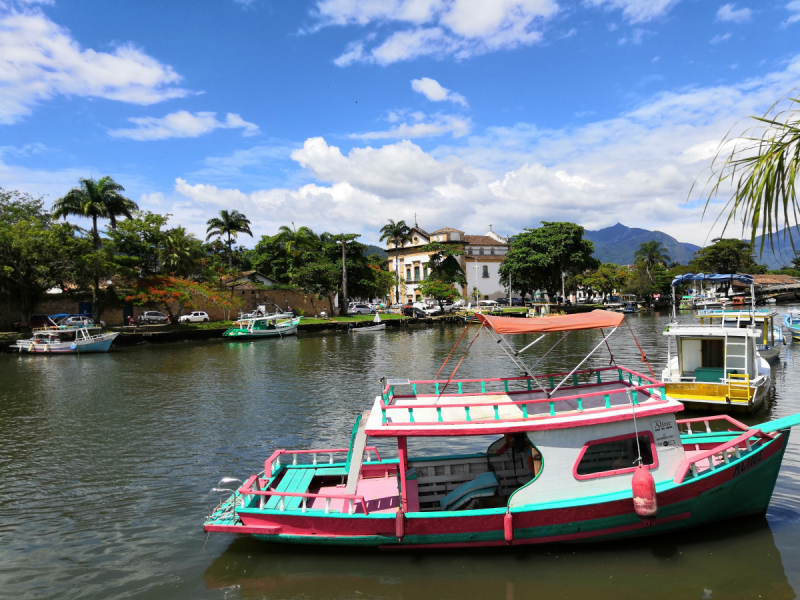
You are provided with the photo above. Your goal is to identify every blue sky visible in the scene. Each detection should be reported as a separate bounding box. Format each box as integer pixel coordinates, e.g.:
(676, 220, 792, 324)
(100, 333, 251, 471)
(2, 0, 800, 246)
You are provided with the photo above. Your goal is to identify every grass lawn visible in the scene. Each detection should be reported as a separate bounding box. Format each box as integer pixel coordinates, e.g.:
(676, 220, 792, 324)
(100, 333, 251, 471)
(300, 314, 408, 325)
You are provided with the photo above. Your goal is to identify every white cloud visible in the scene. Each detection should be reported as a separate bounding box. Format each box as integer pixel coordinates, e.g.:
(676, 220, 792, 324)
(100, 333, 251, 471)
(109, 111, 259, 141)
(710, 32, 732, 44)
(584, 0, 681, 24)
(0, 9, 189, 124)
(349, 113, 471, 139)
(316, 0, 559, 66)
(716, 3, 752, 23)
(787, 0, 800, 24)
(411, 77, 468, 106)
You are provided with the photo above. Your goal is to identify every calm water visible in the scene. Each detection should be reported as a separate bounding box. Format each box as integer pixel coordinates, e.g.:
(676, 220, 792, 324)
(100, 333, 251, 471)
(2, 311, 800, 599)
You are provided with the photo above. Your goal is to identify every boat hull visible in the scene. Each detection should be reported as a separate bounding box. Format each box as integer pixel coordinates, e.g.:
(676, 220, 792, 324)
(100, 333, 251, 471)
(9, 333, 118, 354)
(223, 325, 298, 339)
(353, 324, 386, 333)
(208, 431, 788, 548)
(664, 381, 769, 413)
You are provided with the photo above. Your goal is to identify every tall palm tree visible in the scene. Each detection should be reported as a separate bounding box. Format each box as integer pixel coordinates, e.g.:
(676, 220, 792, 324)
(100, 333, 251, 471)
(329, 233, 360, 315)
(379, 219, 411, 303)
(52, 176, 137, 249)
(276, 223, 319, 256)
(160, 227, 201, 277)
(699, 95, 800, 252)
(206, 210, 253, 268)
(634, 240, 671, 282)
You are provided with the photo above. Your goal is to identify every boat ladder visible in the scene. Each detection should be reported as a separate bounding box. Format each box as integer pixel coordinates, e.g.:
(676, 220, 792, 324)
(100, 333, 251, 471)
(727, 373, 751, 403)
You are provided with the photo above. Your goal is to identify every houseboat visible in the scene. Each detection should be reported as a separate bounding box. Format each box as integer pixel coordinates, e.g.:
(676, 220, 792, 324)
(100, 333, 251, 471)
(205, 310, 800, 548)
(10, 320, 118, 354)
(663, 274, 770, 412)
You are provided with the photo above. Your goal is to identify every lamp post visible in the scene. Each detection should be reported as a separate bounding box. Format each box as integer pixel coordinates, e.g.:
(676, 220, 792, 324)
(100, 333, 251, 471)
(473, 257, 479, 305)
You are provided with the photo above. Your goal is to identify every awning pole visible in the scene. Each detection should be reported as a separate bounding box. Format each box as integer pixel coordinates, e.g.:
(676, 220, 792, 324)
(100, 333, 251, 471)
(482, 326, 549, 396)
(551, 326, 619, 395)
(515, 333, 547, 356)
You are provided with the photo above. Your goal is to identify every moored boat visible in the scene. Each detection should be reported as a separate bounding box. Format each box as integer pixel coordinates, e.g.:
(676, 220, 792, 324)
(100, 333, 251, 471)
(697, 308, 785, 362)
(352, 313, 386, 333)
(205, 310, 800, 548)
(10, 320, 118, 354)
(223, 314, 301, 339)
(784, 310, 800, 341)
(664, 274, 769, 412)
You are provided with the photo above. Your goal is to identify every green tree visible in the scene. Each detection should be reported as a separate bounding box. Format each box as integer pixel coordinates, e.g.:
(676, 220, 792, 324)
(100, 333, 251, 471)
(698, 95, 800, 252)
(328, 233, 360, 316)
(690, 238, 765, 273)
(579, 263, 630, 301)
(206, 210, 253, 268)
(291, 260, 340, 315)
(379, 219, 411, 303)
(52, 176, 137, 249)
(160, 226, 202, 277)
(105, 211, 169, 276)
(0, 191, 86, 321)
(634, 240, 671, 283)
(417, 278, 462, 309)
(250, 235, 292, 283)
(499, 222, 599, 300)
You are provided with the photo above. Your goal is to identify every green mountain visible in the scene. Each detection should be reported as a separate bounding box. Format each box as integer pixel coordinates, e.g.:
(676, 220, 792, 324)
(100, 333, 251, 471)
(584, 223, 700, 266)
(363, 244, 388, 258)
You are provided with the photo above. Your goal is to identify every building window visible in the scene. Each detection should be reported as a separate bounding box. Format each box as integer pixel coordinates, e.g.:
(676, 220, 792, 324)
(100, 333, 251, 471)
(414, 266, 420, 280)
(423, 266, 428, 279)
(406, 268, 412, 281)
(490, 248, 495, 255)
(482, 266, 489, 278)
(479, 248, 484, 256)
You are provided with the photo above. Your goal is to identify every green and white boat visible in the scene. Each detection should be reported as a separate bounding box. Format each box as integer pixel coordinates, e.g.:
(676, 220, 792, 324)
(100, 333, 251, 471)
(223, 313, 301, 339)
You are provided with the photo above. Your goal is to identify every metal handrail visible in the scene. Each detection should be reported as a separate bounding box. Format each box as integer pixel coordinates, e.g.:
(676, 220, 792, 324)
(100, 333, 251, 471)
(264, 446, 382, 477)
(237, 485, 371, 515)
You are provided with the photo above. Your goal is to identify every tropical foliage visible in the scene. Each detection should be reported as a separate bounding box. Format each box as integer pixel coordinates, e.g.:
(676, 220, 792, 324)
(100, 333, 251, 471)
(578, 263, 630, 300)
(698, 96, 800, 253)
(634, 240, 671, 283)
(689, 238, 767, 274)
(125, 276, 242, 321)
(206, 210, 253, 267)
(379, 219, 411, 303)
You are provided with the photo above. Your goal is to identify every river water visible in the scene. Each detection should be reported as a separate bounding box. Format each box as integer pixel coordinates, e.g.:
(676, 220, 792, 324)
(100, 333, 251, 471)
(1, 310, 800, 599)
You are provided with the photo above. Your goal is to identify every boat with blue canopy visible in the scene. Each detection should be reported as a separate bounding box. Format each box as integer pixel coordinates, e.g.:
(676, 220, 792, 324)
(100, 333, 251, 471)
(784, 310, 800, 341)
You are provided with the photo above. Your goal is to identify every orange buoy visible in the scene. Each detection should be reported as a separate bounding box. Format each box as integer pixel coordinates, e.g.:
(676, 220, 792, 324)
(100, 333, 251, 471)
(396, 509, 405, 540)
(632, 465, 657, 522)
(504, 511, 514, 543)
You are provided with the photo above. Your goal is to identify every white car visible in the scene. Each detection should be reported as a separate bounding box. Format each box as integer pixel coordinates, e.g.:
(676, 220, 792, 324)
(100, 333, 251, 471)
(179, 311, 209, 323)
(422, 305, 441, 316)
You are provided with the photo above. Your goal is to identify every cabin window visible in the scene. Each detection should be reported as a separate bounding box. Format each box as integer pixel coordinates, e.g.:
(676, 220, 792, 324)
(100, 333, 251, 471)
(702, 339, 725, 368)
(574, 432, 657, 480)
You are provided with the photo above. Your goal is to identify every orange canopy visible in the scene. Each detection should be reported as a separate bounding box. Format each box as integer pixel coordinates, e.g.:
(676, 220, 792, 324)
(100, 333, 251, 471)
(476, 310, 624, 335)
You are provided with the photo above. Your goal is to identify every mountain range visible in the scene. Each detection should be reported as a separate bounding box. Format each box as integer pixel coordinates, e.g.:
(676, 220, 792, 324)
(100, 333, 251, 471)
(584, 223, 701, 266)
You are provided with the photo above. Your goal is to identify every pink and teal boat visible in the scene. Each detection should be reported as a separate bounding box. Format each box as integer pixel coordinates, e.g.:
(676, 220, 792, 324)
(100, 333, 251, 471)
(205, 310, 800, 548)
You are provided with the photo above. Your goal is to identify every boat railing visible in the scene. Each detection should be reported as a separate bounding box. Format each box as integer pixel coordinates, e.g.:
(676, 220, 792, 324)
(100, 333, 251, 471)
(237, 481, 371, 515)
(379, 366, 666, 425)
(677, 414, 752, 434)
(264, 446, 382, 477)
(672, 427, 774, 484)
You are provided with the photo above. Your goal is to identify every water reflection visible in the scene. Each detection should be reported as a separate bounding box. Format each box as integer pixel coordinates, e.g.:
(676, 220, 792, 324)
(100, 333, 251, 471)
(1, 311, 800, 599)
(204, 517, 792, 600)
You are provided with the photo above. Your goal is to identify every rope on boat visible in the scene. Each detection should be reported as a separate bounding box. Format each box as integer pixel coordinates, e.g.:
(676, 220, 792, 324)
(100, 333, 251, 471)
(435, 326, 484, 402)
(600, 328, 614, 365)
(625, 319, 656, 378)
(435, 322, 472, 379)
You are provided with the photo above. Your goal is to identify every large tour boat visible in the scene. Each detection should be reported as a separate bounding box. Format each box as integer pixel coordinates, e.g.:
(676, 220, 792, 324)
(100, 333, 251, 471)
(204, 310, 800, 548)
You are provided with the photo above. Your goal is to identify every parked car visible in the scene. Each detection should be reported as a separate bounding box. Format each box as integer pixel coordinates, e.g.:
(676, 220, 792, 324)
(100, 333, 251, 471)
(478, 300, 499, 308)
(58, 315, 93, 326)
(402, 305, 427, 318)
(179, 311, 209, 323)
(422, 305, 441, 316)
(512, 297, 524, 306)
(137, 311, 169, 324)
(348, 303, 376, 315)
(497, 298, 510, 305)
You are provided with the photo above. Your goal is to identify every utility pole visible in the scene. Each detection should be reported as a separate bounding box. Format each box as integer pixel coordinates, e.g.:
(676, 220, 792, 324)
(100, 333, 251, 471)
(507, 235, 512, 310)
(335, 233, 360, 316)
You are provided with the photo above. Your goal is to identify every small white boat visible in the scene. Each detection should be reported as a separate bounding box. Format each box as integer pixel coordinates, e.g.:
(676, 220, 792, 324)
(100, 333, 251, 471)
(352, 313, 386, 333)
(11, 321, 118, 354)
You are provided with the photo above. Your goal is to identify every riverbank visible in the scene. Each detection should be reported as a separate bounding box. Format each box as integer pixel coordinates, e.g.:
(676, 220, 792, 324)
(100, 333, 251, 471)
(0, 304, 605, 352)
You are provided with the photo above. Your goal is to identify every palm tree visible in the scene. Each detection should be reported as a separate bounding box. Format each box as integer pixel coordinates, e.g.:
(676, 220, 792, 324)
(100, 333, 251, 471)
(276, 223, 319, 256)
(379, 219, 411, 303)
(206, 210, 253, 268)
(634, 240, 671, 282)
(698, 95, 800, 252)
(52, 176, 137, 249)
(160, 227, 200, 276)
(328, 233, 360, 315)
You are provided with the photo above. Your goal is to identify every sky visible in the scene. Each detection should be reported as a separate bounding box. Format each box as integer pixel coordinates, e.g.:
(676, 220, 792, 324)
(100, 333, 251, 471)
(2, 0, 800, 247)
